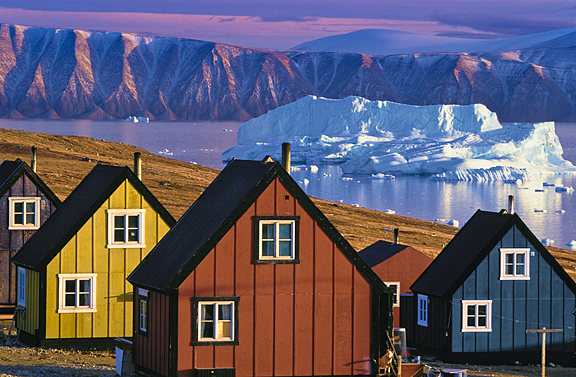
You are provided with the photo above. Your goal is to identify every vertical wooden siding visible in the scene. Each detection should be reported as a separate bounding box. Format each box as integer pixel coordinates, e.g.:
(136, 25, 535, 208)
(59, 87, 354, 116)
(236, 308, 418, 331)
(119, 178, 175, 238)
(451, 226, 576, 353)
(176, 178, 373, 377)
(21, 269, 40, 334)
(0, 174, 57, 304)
(41, 180, 170, 340)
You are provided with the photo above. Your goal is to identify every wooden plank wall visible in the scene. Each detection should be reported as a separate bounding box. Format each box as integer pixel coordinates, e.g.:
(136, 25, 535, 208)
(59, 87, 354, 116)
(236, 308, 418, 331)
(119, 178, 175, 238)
(175, 178, 374, 377)
(451, 226, 576, 354)
(0, 174, 57, 304)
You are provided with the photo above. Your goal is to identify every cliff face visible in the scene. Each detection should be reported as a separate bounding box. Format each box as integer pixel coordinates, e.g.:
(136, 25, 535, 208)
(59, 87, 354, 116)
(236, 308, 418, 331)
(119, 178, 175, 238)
(0, 24, 575, 122)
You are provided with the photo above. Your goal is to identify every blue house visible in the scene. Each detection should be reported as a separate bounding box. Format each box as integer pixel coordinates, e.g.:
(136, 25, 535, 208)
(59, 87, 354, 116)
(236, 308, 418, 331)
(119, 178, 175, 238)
(410, 209, 576, 365)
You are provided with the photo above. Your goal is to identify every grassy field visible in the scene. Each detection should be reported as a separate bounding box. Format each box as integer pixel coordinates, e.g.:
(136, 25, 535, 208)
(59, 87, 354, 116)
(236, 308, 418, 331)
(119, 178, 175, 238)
(1, 128, 575, 280)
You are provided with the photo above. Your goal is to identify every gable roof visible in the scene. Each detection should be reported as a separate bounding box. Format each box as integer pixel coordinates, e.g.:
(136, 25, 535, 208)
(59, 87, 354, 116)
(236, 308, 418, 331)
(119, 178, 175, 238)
(0, 159, 61, 206)
(410, 209, 576, 298)
(359, 241, 410, 268)
(128, 159, 389, 295)
(12, 164, 176, 271)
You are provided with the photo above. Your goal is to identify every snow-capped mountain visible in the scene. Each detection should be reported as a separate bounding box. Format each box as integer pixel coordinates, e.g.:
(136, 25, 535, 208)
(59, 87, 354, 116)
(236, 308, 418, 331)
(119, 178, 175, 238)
(0, 23, 575, 122)
(224, 96, 576, 181)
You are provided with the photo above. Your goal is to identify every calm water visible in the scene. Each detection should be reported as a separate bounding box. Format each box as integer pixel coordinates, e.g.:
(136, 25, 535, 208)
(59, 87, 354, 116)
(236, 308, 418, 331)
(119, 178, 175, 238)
(1, 119, 575, 249)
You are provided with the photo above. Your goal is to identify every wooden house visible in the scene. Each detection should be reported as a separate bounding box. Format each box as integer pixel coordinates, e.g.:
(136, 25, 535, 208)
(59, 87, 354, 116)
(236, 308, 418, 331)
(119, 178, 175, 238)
(0, 158, 61, 310)
(11, 162, 176, 348)
(409, 209, 576, 365)
(359, 237, 433, 328)
(127, 158, 396, 377)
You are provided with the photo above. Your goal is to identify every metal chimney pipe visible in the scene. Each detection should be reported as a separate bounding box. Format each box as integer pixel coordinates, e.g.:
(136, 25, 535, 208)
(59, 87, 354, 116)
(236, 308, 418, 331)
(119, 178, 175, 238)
(282, 142, 291, 174)
(508, 195, 514, 214)
(393, 228, 399, 244)
(31, 146, 37, 172)
(134, 152, 142, 180)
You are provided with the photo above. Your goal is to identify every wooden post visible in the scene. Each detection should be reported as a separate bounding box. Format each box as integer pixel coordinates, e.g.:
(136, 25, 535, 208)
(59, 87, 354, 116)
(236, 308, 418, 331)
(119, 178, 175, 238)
(526, 327, 563, 377)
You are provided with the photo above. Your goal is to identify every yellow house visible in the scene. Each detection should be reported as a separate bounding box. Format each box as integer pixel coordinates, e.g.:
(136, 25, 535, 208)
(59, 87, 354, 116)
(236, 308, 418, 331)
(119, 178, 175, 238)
(12, 163, 175, 348)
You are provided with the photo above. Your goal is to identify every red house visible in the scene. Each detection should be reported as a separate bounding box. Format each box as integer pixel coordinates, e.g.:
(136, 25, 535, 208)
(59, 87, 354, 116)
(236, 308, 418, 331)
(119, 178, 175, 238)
(128, 158, 396, 377)
(359, 237, 433, 328)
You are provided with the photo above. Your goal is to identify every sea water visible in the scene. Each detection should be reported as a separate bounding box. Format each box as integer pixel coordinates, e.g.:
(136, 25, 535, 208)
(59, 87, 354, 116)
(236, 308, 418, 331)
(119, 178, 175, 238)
(1, 119, 575, 249)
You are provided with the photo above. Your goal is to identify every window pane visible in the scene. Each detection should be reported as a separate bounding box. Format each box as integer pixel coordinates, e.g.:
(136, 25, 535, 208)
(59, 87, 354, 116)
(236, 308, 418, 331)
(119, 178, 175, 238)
(25, 213, 35, 224)
(478, 316, 487, 327)
(79, 279, 90, 293)
(219, 304, 232, 320)
(262, 224, 274, 239)
(506, 254, 514, 264)
(262, 241, 274, 256)
(201, 322, 214, 338)
(278, 223, 292, 239)
(516, 265, 525, 275)
(467, 305, 475, 316)
(202, 305, 214, 320)
(14, 202, 23, 213)
(14, 214, 23, 224)
(506, 265, 514, 275)
(128, 215, 139, 228)
(218, 321, 231, 338)
(478, 305, 486, 316)
(65, 280, 76, 293)
(128, 229, 139, 242)
(65, 293, 76, 307)
(78, 293, 90, 307)
(516, 253, 525, 264)
(114, 229, 125, 242)
(115, 215, 125, 228)
(279, 240, 292, 256)
(467, 316, 476, 327)
(26, 202, 35, 213)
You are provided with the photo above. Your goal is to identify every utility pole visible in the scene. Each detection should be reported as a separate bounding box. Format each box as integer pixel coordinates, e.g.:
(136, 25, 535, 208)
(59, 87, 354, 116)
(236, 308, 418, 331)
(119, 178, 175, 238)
(526, 327, 563, 377)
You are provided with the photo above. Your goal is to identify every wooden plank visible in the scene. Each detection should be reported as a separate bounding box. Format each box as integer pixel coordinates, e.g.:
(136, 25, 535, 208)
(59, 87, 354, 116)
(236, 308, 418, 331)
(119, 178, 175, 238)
(0, 193, 9, 250)
(254, 294, 274, 376)
(92, 209, 108, 273)
(125, 250, 140, 337)
(45, 254, 60, 338)
(274, 293, 294, 376)
(76, 312, 93, 338)
(333, 293, 352, 376)
(236, 294, 254, 376)
(214, 345, 234, 368)
(295, 202, 313, 296)
(563, 285, 576, 352)
(314, 224, 333, 295)
(550, 273, 565, 351)
(215, 228, 235, 297)
(0, 250, 9, 303)
(255, 182, 275, 216)
(275, 179, 295, 216)
(194, 249, 215, 297)
(109, 272, 126, 337)
(109, 182, 125, 209)
(76, 219, 93, 274)
(177, 291, 194, 371)
(538, 260, 551, 349)
(488, 246, 501, 352)
(352, 271, 371, 376)
(451, 287, 463, 353)
(125, 180, 140, 209)
(313, 293, 333, 375)
(93, 272, 109, 338)
(142, 198, 157, 259)
(235, 206, 254, 296)
(293, 294, 313, 376)
(513, 280, 527, 351)
(501, 228, 514, 248)
(59, 312, 76, 339)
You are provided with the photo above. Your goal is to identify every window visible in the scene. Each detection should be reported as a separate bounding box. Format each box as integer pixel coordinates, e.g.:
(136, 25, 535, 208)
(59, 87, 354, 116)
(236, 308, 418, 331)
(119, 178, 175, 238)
(138, 288, 149, 334)
(417, 294, 428, 327)
(462, 300, 492, 332)
(107, 209, 145, 248)
(385, 282, 400, 307)
(58, 274, 96, 313)
(9, 197, 41, 230)
(500, 248, 530, 280)
(192, 297, 239, 345)
(253, 217, 299, 263)
(17, 267, 26, 307)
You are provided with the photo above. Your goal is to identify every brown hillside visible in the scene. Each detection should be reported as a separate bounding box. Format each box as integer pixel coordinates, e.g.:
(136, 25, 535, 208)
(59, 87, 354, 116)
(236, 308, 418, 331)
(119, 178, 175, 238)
(1, 128, 574, 281)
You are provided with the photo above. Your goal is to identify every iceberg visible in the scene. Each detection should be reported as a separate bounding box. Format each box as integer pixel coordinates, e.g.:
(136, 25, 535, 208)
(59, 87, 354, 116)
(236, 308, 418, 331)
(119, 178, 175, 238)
(223, 96, 576, 180)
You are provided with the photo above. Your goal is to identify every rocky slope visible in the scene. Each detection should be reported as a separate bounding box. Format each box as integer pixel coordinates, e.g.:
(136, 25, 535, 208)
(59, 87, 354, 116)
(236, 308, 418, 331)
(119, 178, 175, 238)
(0, 23, 575, 122)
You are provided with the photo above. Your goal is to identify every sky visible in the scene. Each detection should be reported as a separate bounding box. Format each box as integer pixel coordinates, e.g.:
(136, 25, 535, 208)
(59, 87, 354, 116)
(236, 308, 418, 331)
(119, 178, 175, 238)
(1, 0, 575, 49)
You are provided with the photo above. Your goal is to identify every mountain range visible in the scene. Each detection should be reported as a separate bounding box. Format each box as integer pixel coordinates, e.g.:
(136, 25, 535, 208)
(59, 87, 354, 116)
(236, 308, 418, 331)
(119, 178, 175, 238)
(1, 23, 575, 122)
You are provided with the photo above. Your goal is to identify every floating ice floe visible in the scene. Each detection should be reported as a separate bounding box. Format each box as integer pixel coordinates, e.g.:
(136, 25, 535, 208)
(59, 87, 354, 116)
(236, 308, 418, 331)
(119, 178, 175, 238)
(555, 186, 574, 192)
(557, 209, 566, 214)
(543, 182, 556, 186)
(371, 173, 396, 179)
(310, 165, 319, 173)
(158, 149, 173, 156)
(447, 219, 459, 227)
(535, 189, 547, 192)
(534, 209, 547, 213)
(341, 177, 354, 180)
(384, 209, 395, 214)
(566, 240, 576, 248)
(541, 238, 554, 246)
(223, 95, 576, 181)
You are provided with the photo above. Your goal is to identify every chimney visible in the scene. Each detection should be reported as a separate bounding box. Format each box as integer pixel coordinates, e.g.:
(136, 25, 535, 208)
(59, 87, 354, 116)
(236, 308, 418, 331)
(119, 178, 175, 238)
(393, 228, 399, 244)
(508, 195, 514, 214)
(134, 152, 142, 180)
(31, 146, 37, 172)
(282, 142, 291, 174)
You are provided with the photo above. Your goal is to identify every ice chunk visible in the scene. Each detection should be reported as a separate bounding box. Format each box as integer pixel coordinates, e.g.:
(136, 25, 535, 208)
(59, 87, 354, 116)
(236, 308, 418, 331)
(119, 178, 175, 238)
(534, 209, 547, 213)
(371, 173, 396, 179)
(310, 165, 319, 173)
(447, 219, 460, 227)
(541, 238, 554, 246)
(384, 209, 395, 214)
(566, 240, 576, 248)
(555, 186, 574, 192)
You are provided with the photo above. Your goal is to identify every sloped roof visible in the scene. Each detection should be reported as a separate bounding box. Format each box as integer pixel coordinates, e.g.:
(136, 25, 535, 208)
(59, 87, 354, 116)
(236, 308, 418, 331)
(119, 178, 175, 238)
(128, 159, 388, 295)
(0, 159, 61, 206)
(12, 164, 175, 270)
(359, 241, 410, 268)
(410, 209, 576, 298)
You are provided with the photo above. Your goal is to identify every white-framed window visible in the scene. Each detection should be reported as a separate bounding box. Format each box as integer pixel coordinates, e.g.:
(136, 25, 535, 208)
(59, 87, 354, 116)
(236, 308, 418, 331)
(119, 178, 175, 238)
(58, 274, 97, 313)
(197, 300, 236, 342)
(417, 294, 428, 327)
(107, 209, 145, 248)
(500, 248, 530, 280)
(258, 219, 296, 260)
(138, 288, 149, 334)
(17, 267, 26, 307)
(385, 282, 400, 307)
(8, 197, 41, 230)
(462, 300, 492, 332)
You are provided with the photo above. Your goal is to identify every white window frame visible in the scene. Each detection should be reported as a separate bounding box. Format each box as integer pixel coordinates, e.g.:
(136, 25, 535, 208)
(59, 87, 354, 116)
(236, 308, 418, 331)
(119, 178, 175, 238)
(197, 301, 235, 342)
(385, 282, 400, 307)
(500, 248, 530, 280)
(17, 267, 26, 307)
(8, 197, 41, 230)
(417, 294, 428, 327)
(58, 273, 97, 313)
(138, 288, 149, 333)
(107, 209, 146, 248)
(462, 300, 492, 332)
(258, 219, 295, 260)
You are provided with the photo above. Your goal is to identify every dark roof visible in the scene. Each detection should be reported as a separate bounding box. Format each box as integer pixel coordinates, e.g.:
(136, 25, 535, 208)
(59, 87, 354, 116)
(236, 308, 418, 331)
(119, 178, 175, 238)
(358, 241, 410, 268)
(410, 209, 576, 298)
(128, 159, 389, 295)
(12, 164, 175, 270)
(0, 159, 61, 206)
